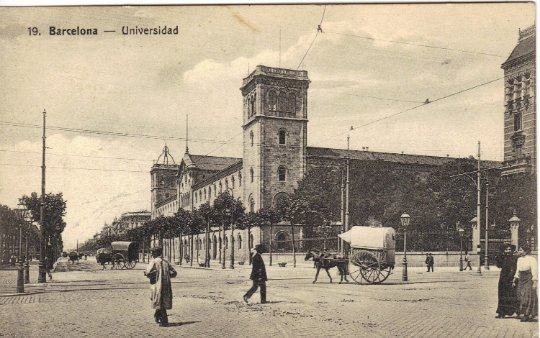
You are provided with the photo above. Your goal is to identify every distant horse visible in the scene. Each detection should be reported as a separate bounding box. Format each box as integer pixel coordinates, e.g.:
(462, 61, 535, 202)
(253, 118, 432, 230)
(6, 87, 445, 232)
(304, 249, 349, 284)
(68, 251, 79, 264)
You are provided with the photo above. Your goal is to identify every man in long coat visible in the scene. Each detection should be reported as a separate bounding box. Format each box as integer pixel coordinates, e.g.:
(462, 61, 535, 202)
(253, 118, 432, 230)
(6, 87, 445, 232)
(145, 247, 176, 326)
(243, 244, 267, 304)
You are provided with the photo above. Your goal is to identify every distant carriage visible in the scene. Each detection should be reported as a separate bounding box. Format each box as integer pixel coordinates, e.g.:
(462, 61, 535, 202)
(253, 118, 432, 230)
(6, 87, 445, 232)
(339, 226, 396, 284)
(96, 241, 139, 269)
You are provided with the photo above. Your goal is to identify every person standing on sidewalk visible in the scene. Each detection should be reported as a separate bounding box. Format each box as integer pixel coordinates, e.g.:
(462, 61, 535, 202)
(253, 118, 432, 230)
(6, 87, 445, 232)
(513, 243, 538, 322)
(495, 244, 518, 318)
(464, 251, 473, 270)
(243, 245, 267, 304)
(145, 247, 176, 327)
(425, 253, 434, 272)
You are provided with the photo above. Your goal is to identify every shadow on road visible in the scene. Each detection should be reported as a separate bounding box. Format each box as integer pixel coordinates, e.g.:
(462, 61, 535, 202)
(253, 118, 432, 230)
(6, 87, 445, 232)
(167, 321, 200, 327)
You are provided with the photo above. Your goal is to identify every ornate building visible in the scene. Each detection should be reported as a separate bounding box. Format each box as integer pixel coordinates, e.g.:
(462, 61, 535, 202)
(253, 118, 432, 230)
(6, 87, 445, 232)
(501, 25, 536, 176)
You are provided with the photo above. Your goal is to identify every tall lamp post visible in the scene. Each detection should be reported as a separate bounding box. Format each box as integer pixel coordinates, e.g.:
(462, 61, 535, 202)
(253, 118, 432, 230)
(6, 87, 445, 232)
(458, 227, 465, 271)
(400, 213, 410, 282)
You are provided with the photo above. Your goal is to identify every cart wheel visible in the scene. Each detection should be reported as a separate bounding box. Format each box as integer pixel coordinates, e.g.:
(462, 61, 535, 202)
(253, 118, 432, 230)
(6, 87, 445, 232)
(374, 266, 393, 284)
(113, 253, 125, 270)
(124, 260, 137, 269)
(351, 250, 380, 284)
(348, 261, 363, 284)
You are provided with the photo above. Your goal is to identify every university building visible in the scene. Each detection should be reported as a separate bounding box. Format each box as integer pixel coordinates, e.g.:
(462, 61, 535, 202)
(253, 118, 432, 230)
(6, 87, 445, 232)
(501, 25, 536, 176)
(149, 65, 482, 264)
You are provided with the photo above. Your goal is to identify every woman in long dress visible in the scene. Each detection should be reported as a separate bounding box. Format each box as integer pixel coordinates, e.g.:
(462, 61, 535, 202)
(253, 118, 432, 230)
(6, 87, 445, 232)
(144, 247, 176, 327)
(495, 244, 518, 318)
(513, 243, 538, 322)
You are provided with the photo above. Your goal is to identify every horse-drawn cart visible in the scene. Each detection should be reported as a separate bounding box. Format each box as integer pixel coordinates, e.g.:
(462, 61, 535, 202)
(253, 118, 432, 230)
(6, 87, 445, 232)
(96, 241, 139, 269)
(339, 226, 396, 284)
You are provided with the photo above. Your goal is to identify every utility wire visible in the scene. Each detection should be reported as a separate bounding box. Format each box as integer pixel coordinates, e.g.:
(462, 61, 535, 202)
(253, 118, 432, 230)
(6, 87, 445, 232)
(0, 120, 224, 145)
(0, 163, 148, 173)
(344, 93, 425, 104)
(324, 77, 503, 142)
(325, 31, 506, 58)
(297, 5, 327, 69)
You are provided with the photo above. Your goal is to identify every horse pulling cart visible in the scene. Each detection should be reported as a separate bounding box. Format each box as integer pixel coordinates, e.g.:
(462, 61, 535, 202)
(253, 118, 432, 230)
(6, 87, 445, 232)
(339, 226, 396, 284)
(96, 241, 139, 269)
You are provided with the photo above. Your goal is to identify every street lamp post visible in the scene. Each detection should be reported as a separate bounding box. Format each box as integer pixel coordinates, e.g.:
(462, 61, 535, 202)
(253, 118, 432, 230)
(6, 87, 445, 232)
(400, 213, 410, 282)
(458, 227, 465, 271)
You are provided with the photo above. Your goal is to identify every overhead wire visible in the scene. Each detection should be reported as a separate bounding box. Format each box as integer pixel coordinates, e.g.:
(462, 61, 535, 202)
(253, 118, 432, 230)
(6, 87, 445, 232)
(323, 77, 503, 143)
(325, 31, 506, 58)
(296, 5, 327, 69)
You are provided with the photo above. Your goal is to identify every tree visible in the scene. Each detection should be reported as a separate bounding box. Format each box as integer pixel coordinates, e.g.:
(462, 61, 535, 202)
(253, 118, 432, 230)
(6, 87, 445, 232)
(19, 192, 67, 261)
(213, 192, 244, 269)
(197, 202, 214, 267)
(256, 208, 281, 266)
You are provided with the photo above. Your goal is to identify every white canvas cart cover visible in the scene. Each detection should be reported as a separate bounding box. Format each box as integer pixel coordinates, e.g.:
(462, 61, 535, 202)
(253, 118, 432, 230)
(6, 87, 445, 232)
(339, 226, 396, 250)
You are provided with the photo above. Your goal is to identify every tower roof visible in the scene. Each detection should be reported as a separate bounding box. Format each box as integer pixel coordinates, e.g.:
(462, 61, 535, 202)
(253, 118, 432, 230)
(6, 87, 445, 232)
(502, 25, 536, 69)
(241, 65, 309, 89)
(154, 144, 176, 166)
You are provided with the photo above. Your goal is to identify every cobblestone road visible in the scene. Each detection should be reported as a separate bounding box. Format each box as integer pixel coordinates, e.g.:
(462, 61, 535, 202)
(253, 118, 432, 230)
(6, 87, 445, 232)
(0, 259, 537, 337)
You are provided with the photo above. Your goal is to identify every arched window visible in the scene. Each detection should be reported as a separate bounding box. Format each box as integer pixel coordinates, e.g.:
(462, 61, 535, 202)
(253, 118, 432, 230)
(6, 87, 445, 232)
(225, 236, 228, 249)
(288, 92, 296, 113)
(219, 181, 223, 193)
(250, 168, 254, 183)
(247, 97, 252, 117)
(278, 129, 286, 145)
(278, 166, 286, 182)
(239, 172, 242, 186)
(268, 90, 277, 111)
(250, 130, 254, 147)
(514, 112, 523, 131)
(194, 194, 197, 203)
(251, 93, 256, 116)
(238, 234, 242, 249)
(204, 188, 207, 200)
(248, 194, 255, 213)
(278, 92, 287, 112)
(232, 176, 235, 189)
(225, 179, 229, 191)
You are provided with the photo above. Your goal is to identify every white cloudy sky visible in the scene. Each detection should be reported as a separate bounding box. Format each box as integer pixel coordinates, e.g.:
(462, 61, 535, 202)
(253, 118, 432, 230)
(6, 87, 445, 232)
(0, 4, 535, 249)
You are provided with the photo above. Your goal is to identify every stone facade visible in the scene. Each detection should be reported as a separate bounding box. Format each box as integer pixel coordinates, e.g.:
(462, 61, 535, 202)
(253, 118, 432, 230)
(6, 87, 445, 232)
(150, 145, 179, 219)
(501, 25, 536, 176)
(150, 65, 501, 263)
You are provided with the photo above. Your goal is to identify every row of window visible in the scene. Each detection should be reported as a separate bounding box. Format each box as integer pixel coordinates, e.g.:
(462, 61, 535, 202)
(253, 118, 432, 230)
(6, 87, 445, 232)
(505, 74, 533, 104)
(193, 171, 243, 204)
(191, 165, 287, 205)
(246, 90, 300, 117)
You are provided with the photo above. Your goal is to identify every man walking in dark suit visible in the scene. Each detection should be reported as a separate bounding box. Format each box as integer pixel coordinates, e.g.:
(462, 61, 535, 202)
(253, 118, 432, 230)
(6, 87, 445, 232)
(243, 245, 267, 304)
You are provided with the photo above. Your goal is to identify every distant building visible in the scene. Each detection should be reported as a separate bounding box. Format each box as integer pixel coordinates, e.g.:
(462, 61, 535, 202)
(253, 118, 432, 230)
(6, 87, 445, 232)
(110, 211, 151, 235)
(501, 25, 536, 176)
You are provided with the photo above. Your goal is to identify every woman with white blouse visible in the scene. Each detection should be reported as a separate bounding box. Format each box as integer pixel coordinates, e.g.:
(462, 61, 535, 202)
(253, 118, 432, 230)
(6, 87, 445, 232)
(513, 243, 538, 322)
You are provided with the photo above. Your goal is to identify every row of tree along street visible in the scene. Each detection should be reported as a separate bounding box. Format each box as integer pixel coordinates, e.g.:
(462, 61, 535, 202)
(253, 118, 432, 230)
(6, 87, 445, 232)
(80, 157, 536, 264)
(1, 192, 67, 266)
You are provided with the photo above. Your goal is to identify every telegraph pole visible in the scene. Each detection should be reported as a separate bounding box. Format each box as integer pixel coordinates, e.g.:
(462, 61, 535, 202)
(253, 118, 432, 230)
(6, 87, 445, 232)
(484, 180, 489, 270)
(340, 170, 345, 255)
(476, 141, 482, 275)
(344, 128, 351, 252)
(38, 110, 47, 283)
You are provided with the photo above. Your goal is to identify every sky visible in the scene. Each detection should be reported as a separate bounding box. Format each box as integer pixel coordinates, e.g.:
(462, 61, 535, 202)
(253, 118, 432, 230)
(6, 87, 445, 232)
(0, 4, 535, 250)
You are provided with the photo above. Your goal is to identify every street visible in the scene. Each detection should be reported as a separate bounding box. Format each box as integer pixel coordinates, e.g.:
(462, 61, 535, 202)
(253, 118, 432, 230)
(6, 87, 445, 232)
(0, 258, 537, 337)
